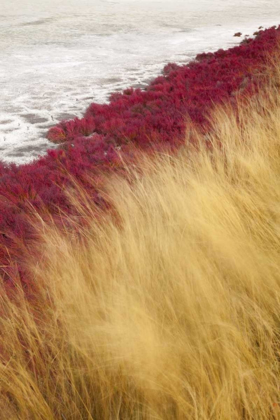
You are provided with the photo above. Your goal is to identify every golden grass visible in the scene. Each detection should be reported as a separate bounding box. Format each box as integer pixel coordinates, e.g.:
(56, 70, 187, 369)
(1, 71, 280, 419)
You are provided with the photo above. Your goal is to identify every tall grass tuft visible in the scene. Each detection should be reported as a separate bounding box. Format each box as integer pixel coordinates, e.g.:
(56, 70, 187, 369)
(1, 79, 280, 419)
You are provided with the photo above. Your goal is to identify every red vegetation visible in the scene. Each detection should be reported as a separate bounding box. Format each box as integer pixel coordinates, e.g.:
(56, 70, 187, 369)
(1, 26, 280, 290)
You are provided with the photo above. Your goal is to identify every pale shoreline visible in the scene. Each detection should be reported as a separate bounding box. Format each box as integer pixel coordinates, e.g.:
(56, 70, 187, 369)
(2, 8, 280, 165)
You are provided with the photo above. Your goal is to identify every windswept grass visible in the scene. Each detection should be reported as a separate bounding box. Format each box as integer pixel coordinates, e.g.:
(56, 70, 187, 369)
(1, 69, 280, 419)
(1, 27, 280, 283)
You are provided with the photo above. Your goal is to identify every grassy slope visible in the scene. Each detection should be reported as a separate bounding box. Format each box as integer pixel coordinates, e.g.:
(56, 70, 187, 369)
(1, 27, 280, 289)
(1, 58, 280, 419)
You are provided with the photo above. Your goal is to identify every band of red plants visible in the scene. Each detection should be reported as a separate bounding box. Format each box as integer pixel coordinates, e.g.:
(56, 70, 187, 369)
(0, 26, 280, 292)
